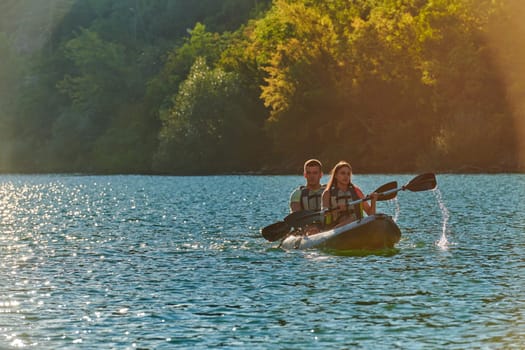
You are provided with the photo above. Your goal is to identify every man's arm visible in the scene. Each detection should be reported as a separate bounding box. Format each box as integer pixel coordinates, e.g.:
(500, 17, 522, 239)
(289, 189, 302, 212)
(290, 201, 302, 212)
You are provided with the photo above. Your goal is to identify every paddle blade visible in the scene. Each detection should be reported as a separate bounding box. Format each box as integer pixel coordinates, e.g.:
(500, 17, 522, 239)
(261, 221, 291, 242)
(404, 173, 437, 192)
(375, 181, 398, 201)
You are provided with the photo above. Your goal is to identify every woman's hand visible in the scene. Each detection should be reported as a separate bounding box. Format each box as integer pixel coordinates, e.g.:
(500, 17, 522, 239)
(368, 192, 378, 215)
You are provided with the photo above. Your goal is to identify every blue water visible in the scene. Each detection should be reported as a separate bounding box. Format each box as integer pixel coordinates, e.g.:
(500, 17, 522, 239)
(0, 174, 523, 349)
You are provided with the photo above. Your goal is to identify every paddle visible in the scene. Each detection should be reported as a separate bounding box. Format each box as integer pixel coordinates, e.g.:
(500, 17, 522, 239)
(283, 181, 399, 229)
(261, 220, 291, 242)
(379, 173, 437, 197)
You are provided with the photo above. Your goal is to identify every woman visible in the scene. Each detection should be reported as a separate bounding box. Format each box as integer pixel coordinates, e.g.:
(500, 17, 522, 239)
(322, 161, 378, 228)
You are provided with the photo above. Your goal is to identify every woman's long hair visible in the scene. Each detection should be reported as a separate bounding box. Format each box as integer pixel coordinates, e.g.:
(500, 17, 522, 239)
(326, 161, 352, 191)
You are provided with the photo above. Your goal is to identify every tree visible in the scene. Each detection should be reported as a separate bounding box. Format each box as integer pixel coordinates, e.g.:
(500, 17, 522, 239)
(0, 32, 25, 171)
(51, 28, 128, 169)
(155, 57, 264, 173)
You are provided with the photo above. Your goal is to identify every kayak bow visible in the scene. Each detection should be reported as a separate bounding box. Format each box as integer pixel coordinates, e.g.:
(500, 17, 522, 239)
(280, 214, 401, 251)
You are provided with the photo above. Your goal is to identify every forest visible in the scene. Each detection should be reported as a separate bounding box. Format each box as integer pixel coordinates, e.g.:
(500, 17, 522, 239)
(0, 0, 523, 174)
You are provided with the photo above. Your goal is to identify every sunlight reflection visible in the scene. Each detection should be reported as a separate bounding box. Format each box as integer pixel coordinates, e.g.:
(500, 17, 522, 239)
(0, 300, 20, 314)
(9, 338, 26, 348)
(0, 182, 19, 228)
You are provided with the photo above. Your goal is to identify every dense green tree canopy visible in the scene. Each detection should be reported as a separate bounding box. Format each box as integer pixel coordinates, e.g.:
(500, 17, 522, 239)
(0, 0, 521, 174)
(155, 57, 265, 174)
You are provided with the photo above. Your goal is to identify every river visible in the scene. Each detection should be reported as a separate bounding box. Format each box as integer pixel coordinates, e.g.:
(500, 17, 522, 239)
(0, 174, 523, 349)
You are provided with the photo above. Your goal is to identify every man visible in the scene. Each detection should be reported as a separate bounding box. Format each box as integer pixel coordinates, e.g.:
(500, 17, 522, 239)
(289, 159, 325, 213)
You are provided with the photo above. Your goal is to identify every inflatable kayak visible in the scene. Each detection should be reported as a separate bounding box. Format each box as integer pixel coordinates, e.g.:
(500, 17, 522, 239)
(280, 214, 401, 251)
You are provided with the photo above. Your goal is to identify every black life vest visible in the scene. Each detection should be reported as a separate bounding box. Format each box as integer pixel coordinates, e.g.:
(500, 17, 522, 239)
(300, 185, 326, 211)
(328, 184, 363, 222)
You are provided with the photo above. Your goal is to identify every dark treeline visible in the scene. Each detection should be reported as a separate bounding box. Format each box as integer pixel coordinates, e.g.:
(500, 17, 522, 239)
(0, 0, 523, 174)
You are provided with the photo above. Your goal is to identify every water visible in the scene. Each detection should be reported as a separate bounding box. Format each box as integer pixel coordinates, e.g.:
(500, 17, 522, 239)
(0, 174, 523, 349)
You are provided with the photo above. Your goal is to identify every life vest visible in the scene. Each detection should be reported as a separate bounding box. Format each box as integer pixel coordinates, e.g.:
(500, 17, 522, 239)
(299, 185, 326, 211)
(327, 184, 363, 224)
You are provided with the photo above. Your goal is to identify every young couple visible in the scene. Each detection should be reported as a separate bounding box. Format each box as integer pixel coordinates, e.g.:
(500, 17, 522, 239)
(289, 159, 378, 232)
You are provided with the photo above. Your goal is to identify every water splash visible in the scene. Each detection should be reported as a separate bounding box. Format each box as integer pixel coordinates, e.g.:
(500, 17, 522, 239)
(392, 197, 400, 222)
(433, 188, 450, 249)
(385, 197, 401, 222)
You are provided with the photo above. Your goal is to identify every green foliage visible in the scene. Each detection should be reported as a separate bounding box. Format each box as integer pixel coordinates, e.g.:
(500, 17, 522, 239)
(44, 28, 130, 171)
(57, 29, 127, 111)
(0, 32, 24, 171)
(0, 33, 23, 123)
(91, 103, 156, 173)
(146, 23, 229, 111)
(0, 0, 521, 173)
(155, 57, 264, 174)
(241, 0, 519, 172)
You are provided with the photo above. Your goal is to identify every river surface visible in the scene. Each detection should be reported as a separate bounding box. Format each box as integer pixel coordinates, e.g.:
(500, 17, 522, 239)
(0, 174, 523, 349)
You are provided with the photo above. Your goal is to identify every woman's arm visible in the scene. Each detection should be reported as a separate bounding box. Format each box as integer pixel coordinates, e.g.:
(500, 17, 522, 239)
(356, 185, 377, 216)
(362, 192, 378, 215)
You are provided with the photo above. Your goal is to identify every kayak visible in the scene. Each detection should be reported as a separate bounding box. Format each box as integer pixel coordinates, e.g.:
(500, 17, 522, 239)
(280, 214, 401, 251)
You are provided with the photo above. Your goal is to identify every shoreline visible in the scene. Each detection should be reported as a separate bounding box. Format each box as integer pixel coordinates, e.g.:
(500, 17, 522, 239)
(0, 168, 523, 176)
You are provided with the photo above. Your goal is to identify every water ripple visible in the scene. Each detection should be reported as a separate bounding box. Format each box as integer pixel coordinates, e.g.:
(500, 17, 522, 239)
(0, 174, 523, 349)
